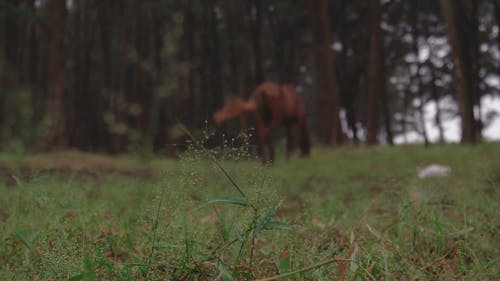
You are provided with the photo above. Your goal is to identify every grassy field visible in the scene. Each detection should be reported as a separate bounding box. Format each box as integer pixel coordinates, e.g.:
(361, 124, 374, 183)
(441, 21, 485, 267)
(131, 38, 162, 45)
(0, 143, 499, 280)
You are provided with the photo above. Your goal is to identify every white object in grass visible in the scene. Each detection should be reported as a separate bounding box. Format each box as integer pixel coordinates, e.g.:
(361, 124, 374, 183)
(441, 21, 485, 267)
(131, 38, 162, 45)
(418, 164, 451, 179)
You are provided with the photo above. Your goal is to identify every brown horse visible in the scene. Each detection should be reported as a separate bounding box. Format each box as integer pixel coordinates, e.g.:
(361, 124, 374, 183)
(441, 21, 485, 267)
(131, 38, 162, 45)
(214, 81, 311, 163)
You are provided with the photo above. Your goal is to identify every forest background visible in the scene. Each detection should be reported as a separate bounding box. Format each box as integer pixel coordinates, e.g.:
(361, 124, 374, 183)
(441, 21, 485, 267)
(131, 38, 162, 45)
(0, 0, 499, 154)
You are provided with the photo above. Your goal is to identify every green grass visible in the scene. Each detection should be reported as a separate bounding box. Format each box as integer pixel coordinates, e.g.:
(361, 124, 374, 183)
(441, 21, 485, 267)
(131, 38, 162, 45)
(0, 143, 499, 280)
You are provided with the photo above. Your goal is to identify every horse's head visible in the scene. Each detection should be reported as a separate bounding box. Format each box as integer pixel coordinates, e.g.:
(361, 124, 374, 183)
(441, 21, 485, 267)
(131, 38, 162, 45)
(213, 97, 256, 125)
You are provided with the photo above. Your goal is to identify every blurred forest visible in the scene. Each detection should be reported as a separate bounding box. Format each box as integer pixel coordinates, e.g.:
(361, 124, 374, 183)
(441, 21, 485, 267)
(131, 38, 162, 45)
(0, 0, 499, 154)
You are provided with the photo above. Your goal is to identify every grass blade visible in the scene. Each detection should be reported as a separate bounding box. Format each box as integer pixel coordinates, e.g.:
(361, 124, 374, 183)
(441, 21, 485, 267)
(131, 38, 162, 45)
(278, 250, 291, 274)
(197, 196, 249, 209)
(218, 264, 236, 281)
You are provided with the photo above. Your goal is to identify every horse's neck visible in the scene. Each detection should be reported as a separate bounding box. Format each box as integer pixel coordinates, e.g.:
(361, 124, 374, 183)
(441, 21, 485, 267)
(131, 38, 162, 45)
(225, 98, 256, 119)
(241, 99, 257, 112)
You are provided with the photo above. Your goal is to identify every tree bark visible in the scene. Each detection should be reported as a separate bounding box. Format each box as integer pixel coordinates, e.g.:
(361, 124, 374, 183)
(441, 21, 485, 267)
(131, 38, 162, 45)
(310, 0, 342, 145)
(192, 0, 224, 127)
(495, 0, 500, 47)
(440, 0, 477, 143)
(365, 0, 383, 145)
(27, 0, 43, 138)
(410, 0, 429, 146)
(430, 66, 445, 143)
(98, 1, 113, 94)
(401, 90, 410, 143)
(422, 7, 445, 144)
(225, 0, 250, 130)
(72, 0, 95, 150)
(468, 1, 482, 141)
(0, 84, 5, 139)
(251, 0, 264, 84)
(133, 0, 154, 150)
(43, 0, 68, 150)
(109, 0, 129, 153)
(184, 0, 196, 129)
(208, 0, 223, 119)
(381, 86, 394, 145)
(4, 0, 19, 74)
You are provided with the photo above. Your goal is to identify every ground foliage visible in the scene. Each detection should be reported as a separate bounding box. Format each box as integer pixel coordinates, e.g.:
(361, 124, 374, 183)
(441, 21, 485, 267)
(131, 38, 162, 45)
(0, 143, 499, 280)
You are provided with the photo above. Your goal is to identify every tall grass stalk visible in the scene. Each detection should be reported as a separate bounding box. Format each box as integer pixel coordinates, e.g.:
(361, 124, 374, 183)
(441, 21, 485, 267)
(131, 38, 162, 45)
(145, 186, 166, 278)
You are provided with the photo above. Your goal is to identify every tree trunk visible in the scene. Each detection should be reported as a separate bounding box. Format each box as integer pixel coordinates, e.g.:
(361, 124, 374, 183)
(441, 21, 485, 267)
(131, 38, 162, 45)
(416, 103, 429, 146)
(411, 0, 429, 146)
(96, 0, 115, 151)
(310, 0, 342, 145)
(440, 0, 477, 144)
(469, 1, 482, 141)
(338, 0, 359, 145)
(4, 0, 19, 76)
(225, 1, 250, 129)
(0, 86, 5, 139)
(422, 7, 445, 144)
(27, 0, 43, 141)
(18, 0, 33, 85)
(208, 0, 223, 119)
(365, 0, 383, 145)
(72, 0, 93, 150)
(495, 1, 500, 47)
(184, 0, 196, 129)
(401, 90, 410, 143)
(151, 2, 166, 151)
(43, 0, 68, 150)
(99, 1, 113, 94)
(430, 66, 445, 143)
(381, 87, 394, 145)
(251, 0, 264, 84)
(133, 0, 154, 150)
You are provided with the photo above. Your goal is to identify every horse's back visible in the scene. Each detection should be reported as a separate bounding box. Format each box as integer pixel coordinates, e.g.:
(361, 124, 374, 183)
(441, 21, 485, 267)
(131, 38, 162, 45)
(252, 81, 281, 100)
(252, 81, 307, 125)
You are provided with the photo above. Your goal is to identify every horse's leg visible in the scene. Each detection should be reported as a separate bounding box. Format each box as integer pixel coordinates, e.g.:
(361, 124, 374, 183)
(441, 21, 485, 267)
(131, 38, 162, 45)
(298, 124, 310, 156)
(266, 131, 274, 163)
(256, 123, 267, 162)
(286, 124, 294, 159)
